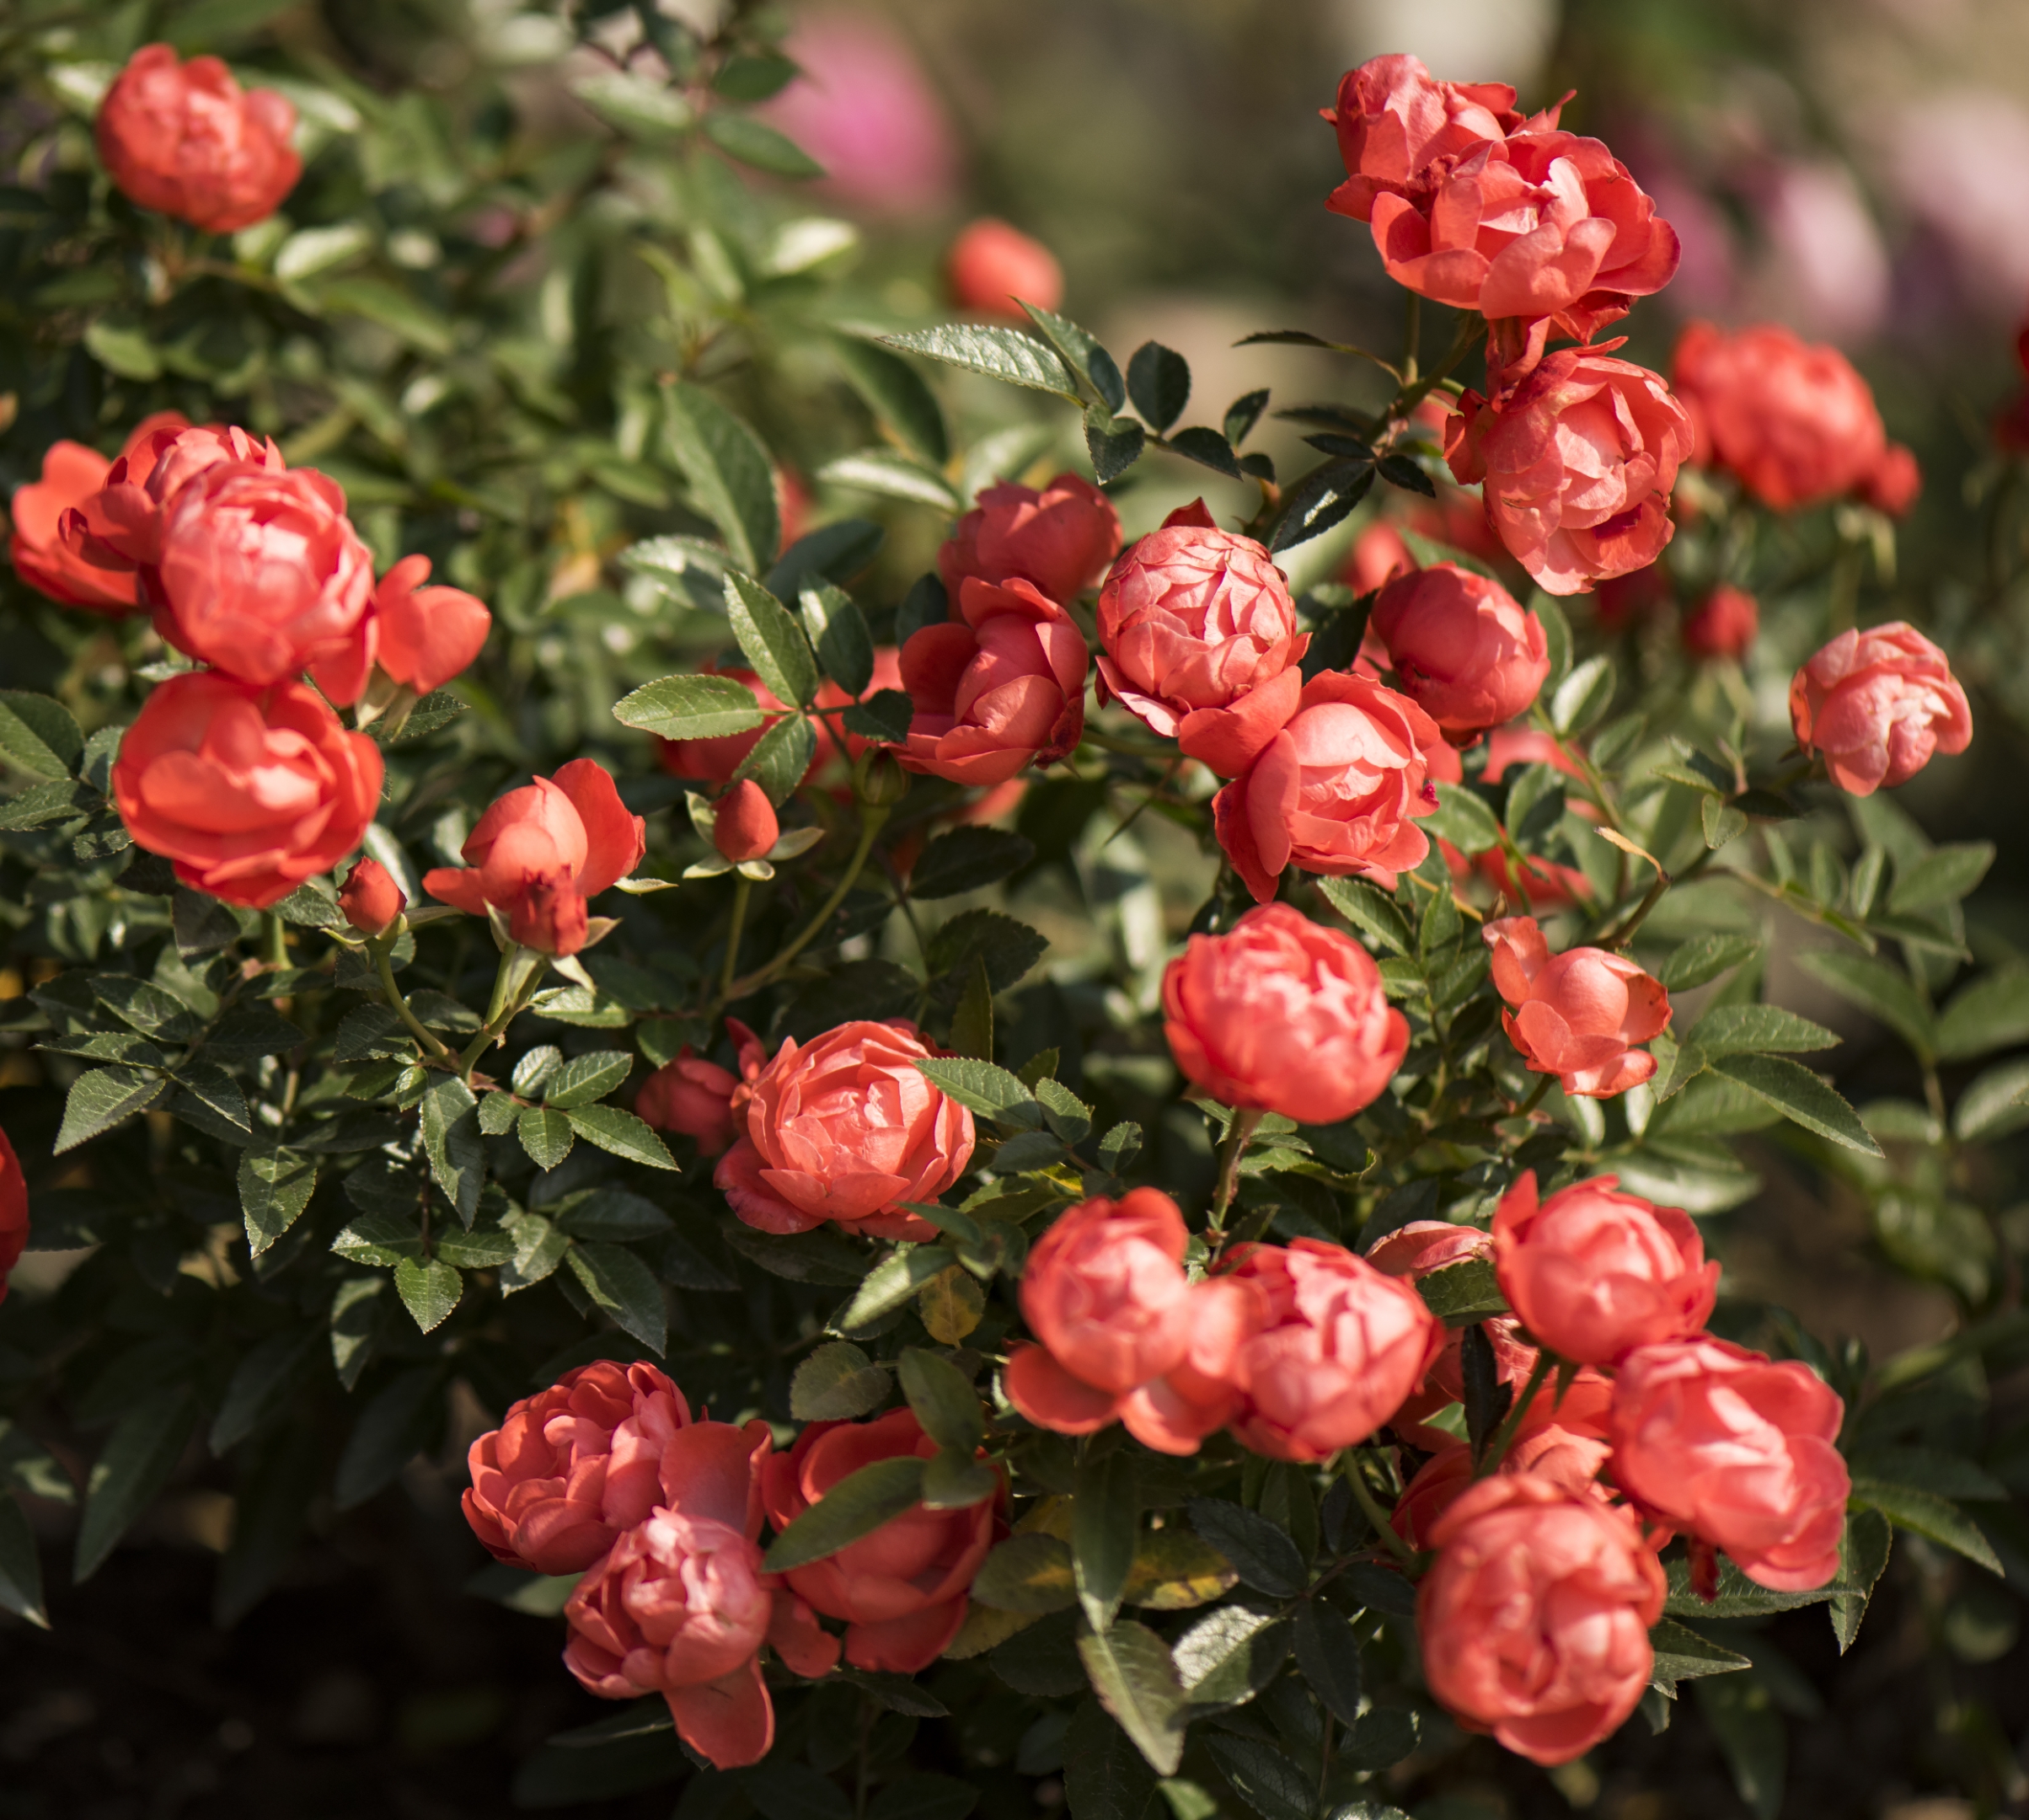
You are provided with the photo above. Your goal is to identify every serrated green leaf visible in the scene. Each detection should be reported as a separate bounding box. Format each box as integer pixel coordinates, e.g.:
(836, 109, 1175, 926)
(975, 1534, 1077, 1614)
(661, 381, 779, 574)
(798, 582, 876, 698)
(55, 1065, 165, 1153)
(1647, 1617, 1751, 1695)
(566, 1242, 667, 1355)
(1796, 950, 1934, 1056)
(898, 1348, 984, 1454)
(543, 1049, 634, 1109)
(913, 1057, 1042, 1127)
(1709, 1052, 1882, 1156)
(764, 1455, 926, 1572)
(1078, 1619, 1186, 1776)
(1422, 781, 1502, 854)
(818, 448, 966, 511)
(790, 1341, 891, 1421)
(420, 1073, 484, 1224)
(725, 570, 819, 709)
(1849, 1478, 2002, 1574)
(729, 711, 818, 808)
(238, 1145, 319, 1256)
(1127, 341, 1191, 432)
(1654, 934, 1760, 992)
(1935, 967, 2029, 1062)
(1887, 842, 1993, 913)
(613, 673, 768, 741)
(1687, 1004, 1839, 1057)
(835, 1245, 957, 1330)
(563, 1104, 678, 1170)
(831, 335, 950, 465)
(1318, 875, 1413, 955)
(75, 1388, 199, 1582)
(1415, 1258, 1507, 1325)
(877, 324, 1081, 401)
(394, 1255, 463, 1333)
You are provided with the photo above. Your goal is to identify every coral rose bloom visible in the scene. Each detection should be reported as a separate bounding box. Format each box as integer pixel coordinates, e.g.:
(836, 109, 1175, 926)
(1213, 671, 1443, 902)
(311, 552, 492, 706)
(1484, 915, 1670, 1097)
(0, 1127, 26, 1308)
(1370, 560, 1550, 736)
(1393, 1423, 1616, 1550)
(1789, 622, 1971, 797)
(1447, 351, 1693, 596)
(761, 1410, 1008, 1673)
(111, 672, 383, 909)
(1419, 1475, 1665, 1764)
(1493, 1171, 1717, 1366)
(1222, 1239, 1442, 1462)
(338, 855, 405, 939)
(96, 45, 301, 233)
(713, 1020, 974, 1241)
(1681, 584, 1758, 660)
(1162, 903, 1407, 1124)
(1609, 1338, 1850, 1592)
(946, 219, 1063, 321)
(939, 472, 1122, 604)
(1095, 501, 1309, 775)
(8, 413, 187, 611)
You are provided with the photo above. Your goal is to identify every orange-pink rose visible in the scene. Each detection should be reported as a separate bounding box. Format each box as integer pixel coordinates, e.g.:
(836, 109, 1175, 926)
(311, 552, 492, 705)
(946, 218, 1063, 322)
(8, 413, 187, 612)
(1161, 903, 1408, 1125)
(1370, 559, 1550, 736)
(1681, 584, 1758, 660)
(1484, 915, 1670, 1097)
(939, 472, 1122, 605)
(1789, 622, 1972, 797)
(1392, 1423, 1615, 1551)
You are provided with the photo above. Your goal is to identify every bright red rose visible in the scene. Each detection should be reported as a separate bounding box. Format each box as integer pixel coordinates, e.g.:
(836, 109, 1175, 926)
(8, 413, 187, 611)
(1213, 671, 1443, 902)
(1671, 320, 1893, 511)
(1447, 351, 1694, 595)
(1418, 1475, 1665, 1764)
(761, 1409, 1008, 1673)
(940, 473, 1122, 607)
(1371, 561, 1550, 736)
(1095, 501, 1309, 775)
(1392, 1423, 1615, 1550)
(1493, 1171, 1716, 1366)
(713, 1020, 974, 1241)
(1609, 1338, 1850, 1592)
(1325, 56, 1678, 356)
(896, 578, 1088, 786)
(712, 779, 779, 864)
(422, 759, 645, 956)
(946, 218, 1063, 321)
(338, 856, 405, 939)
(463, 1361, 695, 1576)
(313, 553, 492, 705)
(111, 672, 383, 909)
(564, 1418, 838, 1770)
(1484, 915, 1670, 1097)
(1681, 584, 1758, 660)
(96, 45, 301, 233)
(1789, 621, 1971, 797)
(152, 462, 376, 688)
(1221, 1239, 1442, 1462)
(1162, 903, 1408, 1124)
(0, 1127, 26, 1309)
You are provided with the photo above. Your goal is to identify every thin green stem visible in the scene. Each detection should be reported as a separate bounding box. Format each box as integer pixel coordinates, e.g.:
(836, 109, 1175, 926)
(1395, 312, 1482, 421)
(1476, 1350, 1555, 1478)
(458, 945, 527, 1081)
(261, 912, 288, 969)
(1598, 862, 1673, 951)
(1345, 1452, 1416, 1565)
(1208, 1107, 1265, 1239)
(1514, 1073, 1555, 1118)
(723, 805, 890, 1002)
(719, 875, 753, 1000)
(372, 934, 457, 1066)
(1079, 725, 1178, 758)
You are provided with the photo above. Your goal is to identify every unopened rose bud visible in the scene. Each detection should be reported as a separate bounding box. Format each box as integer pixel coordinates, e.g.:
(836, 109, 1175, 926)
(712, 780, 779, 864)
(340, 855, 406, 937)
(945, 218, 1062, 321)
(854, 747, 912, 807)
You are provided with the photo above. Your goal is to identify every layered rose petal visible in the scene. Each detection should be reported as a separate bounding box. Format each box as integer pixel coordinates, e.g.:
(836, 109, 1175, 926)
(1370, 561, 1550, 735)
(1789, 622, 1971, 797)
(8, 413, 187, 612)
(1484, 915, 1670, 1098)
(939, 473, 1121, 603)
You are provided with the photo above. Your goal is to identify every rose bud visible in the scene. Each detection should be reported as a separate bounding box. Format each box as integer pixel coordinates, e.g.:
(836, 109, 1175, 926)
(1790, 621, 1971, 797)
(150, 462, 377, 689)
(1095, 502, 1309, 775)
(711, 780, 779, 865)
(946, 217, 1063, 321)
(1346, 521, 1416, 595)
(1681, 584, 1758, 660)
(761, 1409, 1008, 1673)
(1672, 320, 1893, 511)
(1608, 1337, 1850, 1592)
(638, 1052, 738, 1156)
(1326, 56, 1678, 364)
(0, 1127, 26, 1309)
(940, 473, 1122, 605)
(896, 577, 1088, 786)
(1484, 915, 1671, 1098)
(565, 1418, 838, 1770)
(95, 45, 302, 233)
(1221, 1239, 1442, 1463)
(110, 673, 383, 909)
(422, 758, 645, 957)
(463, 1361, 696, 1576)
(1212, 670, 1443, 902)
(1493, 1171, 1717, 1366)
(1393, 1423, 1616, 1550)
(8, 413, 187, 612)
(656, 667, 831, 785)
(338, 856, 406, 939)
(313, 553, 493, 705)
(713, 1019, 975, 1241)
(1162, 903, 1408, 1125)
(1418, 1475, 1666, 1765)
(1371, 561, 1550, 737)
(1446, 351, 1694, 595)
(1863, 444, 1921, 518)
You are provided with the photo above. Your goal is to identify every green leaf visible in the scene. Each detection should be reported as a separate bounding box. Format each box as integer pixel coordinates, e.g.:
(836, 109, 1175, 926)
(564, 1105, 678, 1170)
(549, 1188, 672, 1241)
(1648, 1617, 1751, 1695)
(1415, 1258, 1507, 1326)
(1691, 1672, 1785, 1820)
(877, 324, 1081, 401)
(1203, 1734, 1314, 1820)
(1551, 653, 1615, 736)
(1709, 1052, 1882, 1156)
(0, 775, 93, 829)
(1122, 1529, 1236, 1610)
(1168, 426, 1242, 479)
(1888, 842, 1994, 913)
(501, 1212, 571, 1293)
(0, 1495, 47, 1627)
(315, 277, 452, 354)
(974, 1534, 1077, 1614)
(420, 1073, 484, 1224)
(725, 1223, 871, 1287)
(1318, 875, 1413, 955)
(1269, 461, 1373, 554)
(56, 1065, 165, 1153)
(725, 570, 820, 709)
(1954, 1057, 2029, 1143)
(613, 673, 768, 741)
(567, 1243, 669, 1356)
(1075, 1448, 1140, 1632)
(1687, 1004, 1839, 1057)
(543, 1049, 634, 1109)
(909, 827, 1036, 898)
(75, 1388, 199, 1582)
(898, 1347, 985, 1453)
(335, 1367, 443, 1511)
(950, 955, 995, 1063)
(767, 520, 886, 604)
(924, 907, 1048, 993)
(799, 583, 876, 698)
(1173, 1602, 1288, 1707)
(83, 318, 162, 381)
(1849, 1478, 2001, 1574)
(436, 1228, 516, 1269)
(394, 1256, 463, 1333)
(921, 1446, 998, 1509)
(832, 335, 950, 465)
(704, 110, 824, 177)
(913, 1057, 1042, 1128)
(176, 1059, 249, 1138)
(743, 1761, 854, 1820)
(661, 381, 780, 574)
(729, 711, 818, 808)
(517, 1106, 576, 1171)
(843, 688, 913, 744)
(1127, 341, 1191, 432)
(834, 1245, 959, 1330)
(1655, 934, 1762, 992)
(238, 1145, 319, 1256)
(819, 449, 966, 511)
(866, 1774, 975, 1820)
(570, 67, 696, 139)
(1086, 412, 1146, 484)
(790, 1341, 891, 1421)
(1935, 967, 2029, 1062)
(763, 1455, 926, 1572)
(1065, 1699, 1159, 1820)
(1185, 1497, 1306, 1599)
(1422, 782, 1502, 854)
(1796, 950, 1935, 1056)
(1078, 1619, 1187, 1777)
(464, 1561, 582, 1616)
(1291, 1599, 1364, 1726)
(1828, 1508, 1892, 1654)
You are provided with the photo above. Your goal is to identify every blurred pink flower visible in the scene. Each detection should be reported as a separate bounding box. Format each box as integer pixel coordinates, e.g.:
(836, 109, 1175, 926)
(1887, 90, 2029, 314)
(1751, 163, 1888, 345)
(1642, 173, 1734, 315)
(761, 12, 960, 215)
